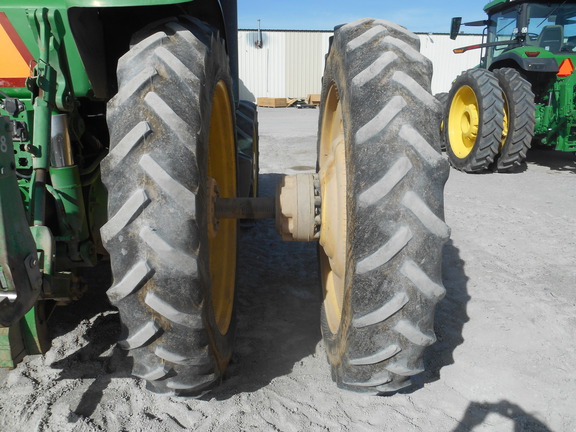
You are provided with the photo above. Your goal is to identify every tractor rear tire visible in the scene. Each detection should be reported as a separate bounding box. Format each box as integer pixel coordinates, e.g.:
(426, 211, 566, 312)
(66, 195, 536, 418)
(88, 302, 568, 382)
(101, 18, 238, 396)
(493, 68, 535, 172)
(236, 101, 259, 197)
(445, 69, 504, 172)
(317, 18, 450, 395)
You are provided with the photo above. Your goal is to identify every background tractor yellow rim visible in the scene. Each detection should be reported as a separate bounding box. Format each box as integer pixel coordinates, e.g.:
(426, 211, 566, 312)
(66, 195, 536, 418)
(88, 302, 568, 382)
(319, 83, 347, 334)
(501, 91, 509, 149)
(449, 85, 480, 159)
(208, 80, 237, 335)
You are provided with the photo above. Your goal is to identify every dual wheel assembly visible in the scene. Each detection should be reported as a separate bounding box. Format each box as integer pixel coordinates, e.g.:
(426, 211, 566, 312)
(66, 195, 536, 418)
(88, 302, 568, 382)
(101, 17, 450, 396)
(442, 68, 536, 172)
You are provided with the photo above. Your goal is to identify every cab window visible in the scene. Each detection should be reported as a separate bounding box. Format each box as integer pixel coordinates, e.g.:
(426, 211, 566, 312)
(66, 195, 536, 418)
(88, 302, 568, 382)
(526, 4, 576, 52)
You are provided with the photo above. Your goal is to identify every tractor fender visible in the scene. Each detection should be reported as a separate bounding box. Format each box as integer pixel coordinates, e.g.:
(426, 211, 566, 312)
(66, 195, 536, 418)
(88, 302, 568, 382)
(490, 52, 558, 74)
(68, 0, 236, 100)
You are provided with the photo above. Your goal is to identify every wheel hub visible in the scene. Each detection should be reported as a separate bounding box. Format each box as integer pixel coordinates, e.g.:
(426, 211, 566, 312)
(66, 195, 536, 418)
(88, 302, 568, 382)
(461, 104, 479, 141)
(275, 174, 320, 242)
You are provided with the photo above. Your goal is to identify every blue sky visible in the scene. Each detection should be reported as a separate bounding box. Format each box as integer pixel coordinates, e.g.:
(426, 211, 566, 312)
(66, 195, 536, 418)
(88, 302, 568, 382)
(238, 0, 491, 33)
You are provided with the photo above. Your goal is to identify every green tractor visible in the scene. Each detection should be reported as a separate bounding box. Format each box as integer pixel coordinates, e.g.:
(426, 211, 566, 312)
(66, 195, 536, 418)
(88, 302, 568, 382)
(444, 0, 576, 172)
(0, 1, 449, 397)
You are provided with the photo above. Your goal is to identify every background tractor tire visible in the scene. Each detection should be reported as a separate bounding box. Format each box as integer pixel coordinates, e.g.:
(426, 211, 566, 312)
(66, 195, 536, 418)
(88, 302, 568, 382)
(435, 92, 449, 151)
(492, 68, 535, 172)
(445, 68, 504, 172)
(101, 17, 238, 396)
(317, 18, 450, 395)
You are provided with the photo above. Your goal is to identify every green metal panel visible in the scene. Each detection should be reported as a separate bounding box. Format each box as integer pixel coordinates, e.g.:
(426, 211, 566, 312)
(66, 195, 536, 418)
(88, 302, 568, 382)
(1, 0, 191, 7)
(505, 46, 556, 60)
(1, 7, 91, 97)
(0, 305, 50, 368)
(0, 323, 25, 367)
(484, 0, 510, 13)
(0, 1, 199, 96)
(0, 117, 42, 327)
(534, 71, 576, 152)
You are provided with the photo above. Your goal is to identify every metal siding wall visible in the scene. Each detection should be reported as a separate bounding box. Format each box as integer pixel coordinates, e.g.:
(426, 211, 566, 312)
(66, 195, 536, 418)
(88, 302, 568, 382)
(418, 34, 484, 94)
(237, 30, 286, 101)
(285, 32, 323, 98)
(238, 31, 483, 99)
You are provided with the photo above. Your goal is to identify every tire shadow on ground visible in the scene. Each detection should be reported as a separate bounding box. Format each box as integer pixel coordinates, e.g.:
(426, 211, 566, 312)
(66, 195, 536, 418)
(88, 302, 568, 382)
(526, 148, 576, 173)
(51, 314, 133, 423)
(410, 240, 470, 391)
(49, 261, 115, 339)
(452, 400, 552, 432)
(45, 174, 321, 406)
(48, 263, 133, 422)
(211, 173, 322, 399)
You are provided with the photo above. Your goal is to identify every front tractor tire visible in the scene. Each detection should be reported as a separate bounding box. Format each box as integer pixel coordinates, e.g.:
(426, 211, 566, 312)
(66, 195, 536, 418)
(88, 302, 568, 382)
(101, 18, 238, 396)
(445, 69, 504, 172)
(318, 18, 450, 394)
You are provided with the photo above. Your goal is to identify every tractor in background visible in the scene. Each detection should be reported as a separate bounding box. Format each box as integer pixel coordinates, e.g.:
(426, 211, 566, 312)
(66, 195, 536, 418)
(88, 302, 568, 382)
(0, 1, 448, 396)
(443, 0, 576, 172)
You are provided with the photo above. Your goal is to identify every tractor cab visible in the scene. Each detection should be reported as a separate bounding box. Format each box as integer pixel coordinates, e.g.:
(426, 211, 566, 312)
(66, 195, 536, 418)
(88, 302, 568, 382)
(486, 1, 576, 66)
(444, 0, 576, 174)
(451, 1, 576, 71)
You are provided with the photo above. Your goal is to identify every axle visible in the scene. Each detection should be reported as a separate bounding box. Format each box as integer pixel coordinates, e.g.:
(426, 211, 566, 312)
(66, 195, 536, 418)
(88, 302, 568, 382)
(213, 173, 321, 242)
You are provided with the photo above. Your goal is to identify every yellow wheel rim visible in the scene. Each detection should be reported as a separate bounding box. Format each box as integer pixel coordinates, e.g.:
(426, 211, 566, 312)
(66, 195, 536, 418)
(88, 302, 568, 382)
(501, 91, 509, 149)
(319, 83, 347, 334)
(448, 85, 480, 159)
(208, 81, 237, 335)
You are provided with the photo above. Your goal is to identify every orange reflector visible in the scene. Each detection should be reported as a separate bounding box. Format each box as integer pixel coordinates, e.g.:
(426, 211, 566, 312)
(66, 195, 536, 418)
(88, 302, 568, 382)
(0, 12, 34, 87)
(525, 51, 540, 58)
(558, 58, 575, 77)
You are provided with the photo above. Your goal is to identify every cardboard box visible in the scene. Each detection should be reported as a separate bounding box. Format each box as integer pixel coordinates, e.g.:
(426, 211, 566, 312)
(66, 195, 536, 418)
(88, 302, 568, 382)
(306, 94, 321, 106)
(257, 97, 288, 108)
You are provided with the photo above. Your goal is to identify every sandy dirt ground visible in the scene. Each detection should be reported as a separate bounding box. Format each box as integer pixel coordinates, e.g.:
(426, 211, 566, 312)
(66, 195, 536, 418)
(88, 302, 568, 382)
(0, 107, 575, 432)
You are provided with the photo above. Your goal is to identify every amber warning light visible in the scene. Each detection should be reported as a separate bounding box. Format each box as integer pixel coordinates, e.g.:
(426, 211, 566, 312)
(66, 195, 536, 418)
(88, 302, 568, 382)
(0, 12, 35, 87)
(453, 45, 481, 54)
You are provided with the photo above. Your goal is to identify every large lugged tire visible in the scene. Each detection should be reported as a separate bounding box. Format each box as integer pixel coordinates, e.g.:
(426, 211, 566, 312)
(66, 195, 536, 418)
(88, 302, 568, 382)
(445, 69, 504, 172)
(493, 68, 535, 172)
(317, 18, 450, 394)
(100, 18, 238, 396)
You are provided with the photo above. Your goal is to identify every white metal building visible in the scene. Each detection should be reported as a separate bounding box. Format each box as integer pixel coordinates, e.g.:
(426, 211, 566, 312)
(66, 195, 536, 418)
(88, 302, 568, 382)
(237, 29, 483, 100)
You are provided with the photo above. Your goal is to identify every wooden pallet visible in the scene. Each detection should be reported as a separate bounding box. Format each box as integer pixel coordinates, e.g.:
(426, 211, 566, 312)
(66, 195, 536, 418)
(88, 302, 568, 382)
(257, 97, 288, 108)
